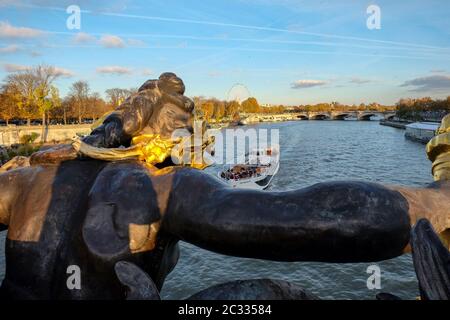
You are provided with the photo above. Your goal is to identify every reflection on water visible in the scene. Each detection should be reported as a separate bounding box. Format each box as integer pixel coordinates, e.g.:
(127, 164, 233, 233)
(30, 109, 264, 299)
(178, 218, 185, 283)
(0, 121, 431, 299)
(162, 121, 430, 300)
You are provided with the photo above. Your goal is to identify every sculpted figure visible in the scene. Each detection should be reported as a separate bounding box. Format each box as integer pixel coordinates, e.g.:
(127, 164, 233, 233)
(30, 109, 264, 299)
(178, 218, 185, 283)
(85, 72, 194, 148)
(377, 218, 450, 300)
(0, 73, 449, 299)
(410, 219, 450, 300)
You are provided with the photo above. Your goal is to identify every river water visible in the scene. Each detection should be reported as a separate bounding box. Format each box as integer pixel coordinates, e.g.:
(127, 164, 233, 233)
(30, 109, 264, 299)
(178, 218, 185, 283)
(161, 120, 432, 300)
(0, 121, 433, 299)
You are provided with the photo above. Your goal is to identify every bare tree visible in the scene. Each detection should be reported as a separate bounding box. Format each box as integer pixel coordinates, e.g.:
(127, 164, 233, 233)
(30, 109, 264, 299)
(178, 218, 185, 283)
(5, 72, 37, 125)
(32, 65, 61, 127)
(4, 65, 62, 129)
(105, 88, 133, 107)
(0, 83, 20, 125)
(87, 92, 109, 121)
(69, 81, 90, 124)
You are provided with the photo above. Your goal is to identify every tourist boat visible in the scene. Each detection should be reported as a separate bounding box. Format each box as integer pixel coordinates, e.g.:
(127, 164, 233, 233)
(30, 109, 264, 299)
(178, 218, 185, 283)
(228, 119, 248, 126)
(344, 115, 358, 121)
(405, 122, 440, 144)
(218, 146, 280, 190)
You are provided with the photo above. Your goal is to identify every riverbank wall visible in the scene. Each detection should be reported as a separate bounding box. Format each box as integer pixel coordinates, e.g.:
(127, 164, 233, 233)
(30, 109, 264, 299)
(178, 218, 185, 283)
(0, 124, 92, 146)
(379, 119, 440, 144)
(379, 119, 411, 129)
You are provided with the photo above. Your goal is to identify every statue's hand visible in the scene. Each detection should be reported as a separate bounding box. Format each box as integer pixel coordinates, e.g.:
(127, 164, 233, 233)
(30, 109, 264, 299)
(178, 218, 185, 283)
(160, 91, 194, 113)
(114, 261, 160, 300)
(29, 143, 78, 165)
(0, 156, 30, 172)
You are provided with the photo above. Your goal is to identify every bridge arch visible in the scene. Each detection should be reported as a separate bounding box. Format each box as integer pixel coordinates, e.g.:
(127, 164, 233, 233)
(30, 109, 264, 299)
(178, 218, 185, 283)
(310, 114, 330, 120)
(297, 115, 309, 120)
(358, 113, 377, 121)
(333, 113, 351, 120)
(385, 114, 396, 120)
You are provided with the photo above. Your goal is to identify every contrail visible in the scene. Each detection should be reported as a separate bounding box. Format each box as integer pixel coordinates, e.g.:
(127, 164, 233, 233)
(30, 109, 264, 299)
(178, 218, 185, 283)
(37, 31, 450, 56)
(25, 43, 450, 61)
(98, 33, 450, 54)
(98, 12, 450, 51)
(8, 3, 450, 52)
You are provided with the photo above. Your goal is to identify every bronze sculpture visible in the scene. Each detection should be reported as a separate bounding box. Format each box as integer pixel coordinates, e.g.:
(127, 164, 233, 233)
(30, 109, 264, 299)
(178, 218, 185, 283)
(0, 73, 449, 299)
(376, 219, 450, 300)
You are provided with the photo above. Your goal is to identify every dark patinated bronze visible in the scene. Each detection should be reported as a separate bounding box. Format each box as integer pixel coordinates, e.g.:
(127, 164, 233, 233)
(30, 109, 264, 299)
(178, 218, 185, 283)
(0, 73, 449, 300)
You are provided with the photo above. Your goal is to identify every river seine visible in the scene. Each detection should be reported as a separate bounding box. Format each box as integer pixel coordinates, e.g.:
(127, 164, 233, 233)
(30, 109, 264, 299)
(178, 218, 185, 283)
(161, 120, 431, 300)
(0, 120, 432, 299)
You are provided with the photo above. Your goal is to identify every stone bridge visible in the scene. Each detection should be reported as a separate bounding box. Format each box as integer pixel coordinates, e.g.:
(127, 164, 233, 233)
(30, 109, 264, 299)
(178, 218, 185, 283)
(245, 111, 396, 122)
(294, 111, 396, 121)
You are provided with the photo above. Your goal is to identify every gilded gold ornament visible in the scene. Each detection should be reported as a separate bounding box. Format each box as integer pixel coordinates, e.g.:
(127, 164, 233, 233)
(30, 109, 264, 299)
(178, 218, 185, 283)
(426, 114, 450, 181)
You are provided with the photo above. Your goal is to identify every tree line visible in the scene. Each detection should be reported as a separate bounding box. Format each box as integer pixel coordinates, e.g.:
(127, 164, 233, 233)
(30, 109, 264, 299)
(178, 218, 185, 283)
(395, 97, 450, 121)
(193, 97, 398, 122)
(1, 64, 449, 126)
(0, 64, 136, 126)
(193, 97, 287, 122)
(192, 97, 449, 123)
(294, 102, 396, 113)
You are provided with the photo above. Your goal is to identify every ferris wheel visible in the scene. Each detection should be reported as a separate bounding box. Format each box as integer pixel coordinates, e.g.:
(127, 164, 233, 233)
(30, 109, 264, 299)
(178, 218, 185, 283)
(227, 83, 251, 103)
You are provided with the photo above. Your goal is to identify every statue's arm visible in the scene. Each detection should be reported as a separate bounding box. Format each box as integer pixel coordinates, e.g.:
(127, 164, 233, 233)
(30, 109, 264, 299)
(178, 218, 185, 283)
(82, 112, 133, 148)
(82, 89, 193, 148)
(82, 92, 154, 148)
(0, 168, 26, 229)
(163, 168, 412, 263)
(389, 181, 450, 249)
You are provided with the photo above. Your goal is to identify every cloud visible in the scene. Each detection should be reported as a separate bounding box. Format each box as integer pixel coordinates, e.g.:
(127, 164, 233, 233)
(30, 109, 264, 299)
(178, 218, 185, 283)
(0, 0, 131, 13)
(349, 77, 371, 84)
(0, 21, 44, 39)
(128, 38, 146, 46)
(0, 0, 18, 6)
(430, 69, 446, 73)
(0, 45, 42, 57)
(73, 32, 97, 44)
(3, 63, 29, 72)
(0, 44, 20, 54)
(291, 79, 327, 89)
(3, 63, 74, 77)
(99, 35, 126, 48)
(401, 75, 450, 92)
(141, 68, 152, 76)
(208, 71, 221, 78)
(52, 67, 74, 77)
(96, 65, 132, 75)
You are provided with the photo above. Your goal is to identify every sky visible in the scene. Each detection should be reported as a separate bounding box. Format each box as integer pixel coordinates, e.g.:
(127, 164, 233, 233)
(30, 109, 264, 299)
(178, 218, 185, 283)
(0, 0, 450, 105)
